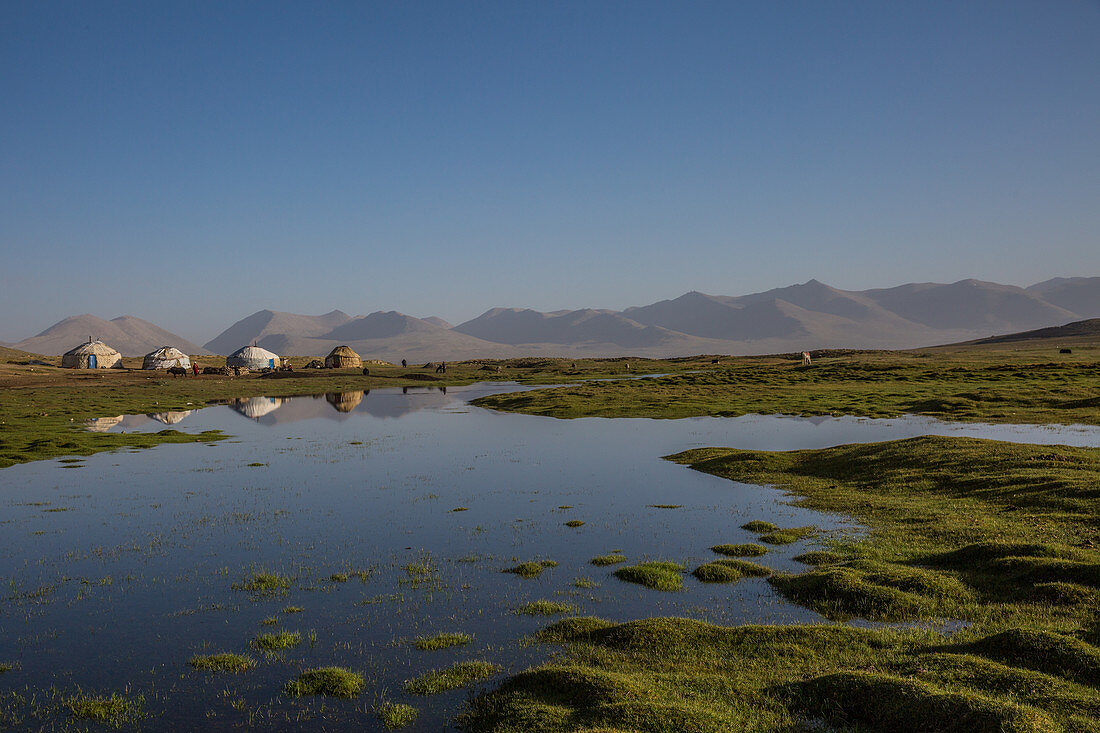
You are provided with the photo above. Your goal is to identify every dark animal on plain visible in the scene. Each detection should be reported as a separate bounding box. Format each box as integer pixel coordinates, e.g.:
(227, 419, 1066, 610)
(1060, 348, 1073, 354)
(167, 366, 187, 378)
(435, 361, 447, 374)
(712, 358, 721, 365)
(362, 368, 370, 376)
(401, 359, 407, 368)
(203, 366, 221, 375)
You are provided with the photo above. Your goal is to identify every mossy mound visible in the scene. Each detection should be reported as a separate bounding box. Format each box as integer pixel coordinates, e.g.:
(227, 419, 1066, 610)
(1029, 582, 1099, 606)
(710, 543, 767, 557)
(758, 527, 814, 545)
(740, 520, 778, 533)
(771, 567, 935, 621)
(590, 554, 627, 567)
(284, 667, 364, 698)
(504, 560, 558, 579)
(405, 660, 501, 695)
(793, 550, 846, 565)
(613, 562, 684, 592)
(785, 671, 1060, 733)
(692, 559, 772, 583)
(963, 629, 1100, 687)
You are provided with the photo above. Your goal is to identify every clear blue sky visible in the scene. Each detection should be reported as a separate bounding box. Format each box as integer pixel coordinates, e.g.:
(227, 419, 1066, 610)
(2, 1, 1098, 343)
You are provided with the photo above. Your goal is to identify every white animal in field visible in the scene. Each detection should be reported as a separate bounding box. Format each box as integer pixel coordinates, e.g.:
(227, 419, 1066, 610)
(801, 351, 812, 366)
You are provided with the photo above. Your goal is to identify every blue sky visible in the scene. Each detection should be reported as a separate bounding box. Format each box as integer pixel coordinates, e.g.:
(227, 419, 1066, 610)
(2, 1, 1099, 343)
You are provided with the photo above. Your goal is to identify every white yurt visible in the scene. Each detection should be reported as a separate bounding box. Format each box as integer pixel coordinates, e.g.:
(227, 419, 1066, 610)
(226, 345, 281, 370)
(62, 340, 123, 369)
(143, 346, 191, 370)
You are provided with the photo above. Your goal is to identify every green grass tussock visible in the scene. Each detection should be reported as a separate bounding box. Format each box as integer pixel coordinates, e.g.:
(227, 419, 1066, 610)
(710, 543, 767, 557)
(792, 550, 845, 565)
(740, 520, 778, 533)
(66, 693, 143, 725)
(612, 562, 684, 592)
(589, 553, 627, 566)
(250, 631, 302, 651)
(405, 660, 501, 695)
(415, 632, 473, 650)
(503, 560, 558, 579)
(378, 701, 419, 728)
(757, 527, 814, 545)
(188, 652, 255, 672)
(284, 667, 364, 698)
(692, 559, 772, 583)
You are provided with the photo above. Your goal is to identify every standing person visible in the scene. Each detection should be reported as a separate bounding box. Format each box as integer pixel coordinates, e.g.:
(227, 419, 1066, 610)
(192, 361, 199, 377)
(401, 359, 407, 368)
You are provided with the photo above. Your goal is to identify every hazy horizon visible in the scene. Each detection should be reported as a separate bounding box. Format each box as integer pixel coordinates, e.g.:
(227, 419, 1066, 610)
(4, 2, 1099, 343)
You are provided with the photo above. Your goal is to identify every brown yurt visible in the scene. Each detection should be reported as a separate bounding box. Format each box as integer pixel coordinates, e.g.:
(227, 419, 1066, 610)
(62, 340, 123, 369)
(325, 345, 362, 369)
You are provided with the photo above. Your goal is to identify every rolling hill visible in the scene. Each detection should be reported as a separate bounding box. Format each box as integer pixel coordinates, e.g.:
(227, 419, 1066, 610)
(12, 314, 208, 356)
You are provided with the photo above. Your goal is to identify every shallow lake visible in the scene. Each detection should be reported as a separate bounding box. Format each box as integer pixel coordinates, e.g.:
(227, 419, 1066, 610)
(4, 382, 1100, 730)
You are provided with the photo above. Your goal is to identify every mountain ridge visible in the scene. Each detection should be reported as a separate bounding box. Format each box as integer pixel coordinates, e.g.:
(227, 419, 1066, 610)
(14, 277, 1100, 358)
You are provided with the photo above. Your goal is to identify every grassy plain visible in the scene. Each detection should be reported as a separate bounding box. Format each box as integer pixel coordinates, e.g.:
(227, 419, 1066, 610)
(473, 343, 1100, 425)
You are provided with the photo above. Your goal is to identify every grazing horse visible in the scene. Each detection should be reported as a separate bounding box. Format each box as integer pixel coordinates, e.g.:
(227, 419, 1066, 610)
(167, 366, 187, 378)
(435, 361, 447, 374)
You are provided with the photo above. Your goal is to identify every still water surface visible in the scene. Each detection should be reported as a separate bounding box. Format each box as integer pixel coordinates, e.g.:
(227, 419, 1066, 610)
(4, 383, 1100, 730)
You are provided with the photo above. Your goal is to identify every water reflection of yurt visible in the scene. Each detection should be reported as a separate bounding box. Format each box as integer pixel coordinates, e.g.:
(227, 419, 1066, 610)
(147, 410, 194, 425)
(229, 396, 284, 419)
(82, 415, 124, 432)
(325, 391, 365, 413)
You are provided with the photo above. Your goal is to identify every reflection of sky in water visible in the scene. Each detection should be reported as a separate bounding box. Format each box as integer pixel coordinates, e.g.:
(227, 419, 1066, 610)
(7, 384, 1100, 731)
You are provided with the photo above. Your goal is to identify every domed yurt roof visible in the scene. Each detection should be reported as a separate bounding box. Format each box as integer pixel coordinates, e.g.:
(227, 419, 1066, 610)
(143, 346, 191, 370)
(325, 391, 364, 413)
(226, 345, 281, 370)
(324, 345, 361, 368)
(62, 340, 123, 369)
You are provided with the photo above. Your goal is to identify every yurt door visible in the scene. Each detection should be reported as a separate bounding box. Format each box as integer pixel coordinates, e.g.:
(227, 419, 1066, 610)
(268, 358, 274, 368)
(88, 355, 97, 369)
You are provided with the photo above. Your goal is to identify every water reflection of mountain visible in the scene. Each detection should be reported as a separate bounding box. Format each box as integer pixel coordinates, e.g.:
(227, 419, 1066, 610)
(223, 387, 453, 425)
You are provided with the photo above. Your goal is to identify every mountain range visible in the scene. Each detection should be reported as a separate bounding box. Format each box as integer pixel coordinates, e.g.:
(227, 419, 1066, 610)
(8, 277, 1100, 360)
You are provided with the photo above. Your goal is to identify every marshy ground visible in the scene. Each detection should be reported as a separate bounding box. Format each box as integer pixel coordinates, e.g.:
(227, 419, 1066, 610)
(1, 342, 1098, 730)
